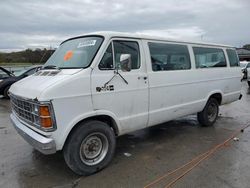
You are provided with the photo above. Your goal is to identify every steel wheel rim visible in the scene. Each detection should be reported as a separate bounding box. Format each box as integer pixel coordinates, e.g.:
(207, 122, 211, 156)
(80, 132, 109, 166)
(207, 103, 218, 122)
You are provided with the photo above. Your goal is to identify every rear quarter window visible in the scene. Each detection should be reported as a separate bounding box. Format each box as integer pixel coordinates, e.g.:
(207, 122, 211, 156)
(226, 49, 239, 67)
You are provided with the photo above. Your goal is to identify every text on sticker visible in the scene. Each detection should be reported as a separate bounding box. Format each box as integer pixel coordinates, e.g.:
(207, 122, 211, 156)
(77, 40, 97, 48)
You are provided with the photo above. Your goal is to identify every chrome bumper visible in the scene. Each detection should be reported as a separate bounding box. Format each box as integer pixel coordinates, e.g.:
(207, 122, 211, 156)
(10, 113, 56, 154)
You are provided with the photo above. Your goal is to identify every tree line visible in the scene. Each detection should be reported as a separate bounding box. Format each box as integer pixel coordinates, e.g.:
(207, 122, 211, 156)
(0, 48, 55, 64)
(243, 44, 250, 50)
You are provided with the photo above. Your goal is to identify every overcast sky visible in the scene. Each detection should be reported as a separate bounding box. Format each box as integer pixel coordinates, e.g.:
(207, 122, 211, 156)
(0, 0, 249, 52)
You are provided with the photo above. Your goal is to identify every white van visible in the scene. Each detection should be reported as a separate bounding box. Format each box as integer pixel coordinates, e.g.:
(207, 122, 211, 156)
(9, 32, 242, 175)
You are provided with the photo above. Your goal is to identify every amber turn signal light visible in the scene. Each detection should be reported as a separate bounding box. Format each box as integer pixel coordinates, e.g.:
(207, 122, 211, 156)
(39, 106, 50, 116)
(40, 117, 53, 128)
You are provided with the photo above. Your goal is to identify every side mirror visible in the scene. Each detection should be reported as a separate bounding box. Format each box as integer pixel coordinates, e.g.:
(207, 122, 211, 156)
(120, 54, 132, 72)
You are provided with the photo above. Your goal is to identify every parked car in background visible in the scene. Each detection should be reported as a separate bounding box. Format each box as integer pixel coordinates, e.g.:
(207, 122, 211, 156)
(240, 61, 250, 79)
(0, 65, 41, 98)
(0, 67, 14, 78)
(0, 67, 15, 98)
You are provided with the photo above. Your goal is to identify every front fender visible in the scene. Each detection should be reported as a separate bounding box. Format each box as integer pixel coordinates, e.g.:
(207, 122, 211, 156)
(57, 110, 121, 150)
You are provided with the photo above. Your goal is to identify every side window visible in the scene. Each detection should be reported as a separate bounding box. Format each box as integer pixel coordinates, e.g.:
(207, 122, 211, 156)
(148, 42, 191, 71)
(99, 44, 114, 70)
(113, 41, 140, 69)
(226, 49, 239, 67)
(99, 41, 140, 70)
(193, 47, 226, 68)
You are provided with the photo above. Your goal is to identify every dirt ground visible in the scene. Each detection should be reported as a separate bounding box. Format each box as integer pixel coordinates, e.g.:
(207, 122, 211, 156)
(0, 81, 250, 188)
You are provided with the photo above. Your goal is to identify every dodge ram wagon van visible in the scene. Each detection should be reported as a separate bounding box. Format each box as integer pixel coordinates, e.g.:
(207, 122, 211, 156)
(9, 32, 242, 175)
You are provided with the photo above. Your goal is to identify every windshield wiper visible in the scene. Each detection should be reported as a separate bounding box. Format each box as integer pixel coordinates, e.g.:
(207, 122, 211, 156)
(42, 65, 60, 70)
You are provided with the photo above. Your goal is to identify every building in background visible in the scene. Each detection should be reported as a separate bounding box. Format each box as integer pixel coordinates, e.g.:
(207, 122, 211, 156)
(237, 48, 250, 61)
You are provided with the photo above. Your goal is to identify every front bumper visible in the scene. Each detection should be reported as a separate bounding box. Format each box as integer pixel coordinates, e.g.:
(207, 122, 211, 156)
(10, 113, 56, 154)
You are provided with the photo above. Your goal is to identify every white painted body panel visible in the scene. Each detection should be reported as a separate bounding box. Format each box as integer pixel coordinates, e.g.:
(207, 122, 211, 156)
(9, 69, 82, 99)
(91, 38, 149, 134)
(9, 32, 242, 151)
(147, 69, 241, 126)
(142, 41, 242, 126)
(10, 69, 96, 149)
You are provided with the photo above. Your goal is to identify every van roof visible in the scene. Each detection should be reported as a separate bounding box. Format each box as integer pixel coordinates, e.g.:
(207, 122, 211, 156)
(65, 31, 234, 48)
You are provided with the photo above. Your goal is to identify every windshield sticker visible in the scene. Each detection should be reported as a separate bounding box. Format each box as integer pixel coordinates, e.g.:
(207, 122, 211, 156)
(77, 40, 96, 48)
(64, 50, 73, 61)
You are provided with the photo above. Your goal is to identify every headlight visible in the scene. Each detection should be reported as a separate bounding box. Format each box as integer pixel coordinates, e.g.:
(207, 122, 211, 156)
(0, 80, 3, 83)
(32, 102, 56, 131)
(33, 105, 39, 114)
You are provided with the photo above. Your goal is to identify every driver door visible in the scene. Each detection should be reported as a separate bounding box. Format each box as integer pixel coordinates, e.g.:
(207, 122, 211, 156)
(91, 39, 149, 134)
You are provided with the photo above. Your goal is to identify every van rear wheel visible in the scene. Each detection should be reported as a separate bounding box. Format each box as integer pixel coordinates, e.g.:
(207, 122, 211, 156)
(197, 98, 219, 126)
(63, 120, 116, 175)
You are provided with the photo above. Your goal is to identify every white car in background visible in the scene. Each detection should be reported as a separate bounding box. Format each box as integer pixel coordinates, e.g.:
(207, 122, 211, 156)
(247, 66, 250, 87)
(240, 61, 250, 79)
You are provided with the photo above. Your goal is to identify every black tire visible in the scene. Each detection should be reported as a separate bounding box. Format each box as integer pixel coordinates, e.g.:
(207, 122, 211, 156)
(63, 120, 116, 175)
(248, 81, 250, 87)
(3, 86, 10, 99)
(197, 98, 219, 127)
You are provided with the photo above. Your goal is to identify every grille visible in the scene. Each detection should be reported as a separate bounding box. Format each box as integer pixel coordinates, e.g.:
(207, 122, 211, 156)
(10, 94, 39, 127)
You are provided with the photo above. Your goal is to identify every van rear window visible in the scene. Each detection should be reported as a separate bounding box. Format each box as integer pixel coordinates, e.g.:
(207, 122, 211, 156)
(193, 47, 226, 68)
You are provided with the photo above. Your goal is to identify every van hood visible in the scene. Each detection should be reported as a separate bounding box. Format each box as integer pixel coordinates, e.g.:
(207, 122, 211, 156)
(9, 69, 82, 100)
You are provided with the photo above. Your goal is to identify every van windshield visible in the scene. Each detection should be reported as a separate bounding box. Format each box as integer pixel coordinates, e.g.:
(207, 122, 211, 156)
(44, 36, 103, 69)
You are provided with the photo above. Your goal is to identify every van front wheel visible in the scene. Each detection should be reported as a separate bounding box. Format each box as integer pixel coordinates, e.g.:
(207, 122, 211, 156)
(63, 120, 116, 175)
(197, 98, 219, 126)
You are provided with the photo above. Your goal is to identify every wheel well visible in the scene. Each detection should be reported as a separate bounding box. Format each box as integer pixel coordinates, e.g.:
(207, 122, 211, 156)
(209, 93, 222, 105)
(71, 115, 119, 136)
(3, 85, 10, 92)
(3, 85, 11, 97)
